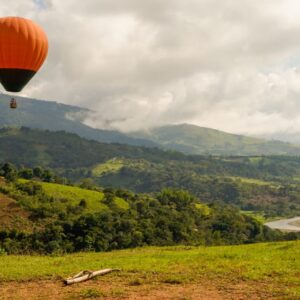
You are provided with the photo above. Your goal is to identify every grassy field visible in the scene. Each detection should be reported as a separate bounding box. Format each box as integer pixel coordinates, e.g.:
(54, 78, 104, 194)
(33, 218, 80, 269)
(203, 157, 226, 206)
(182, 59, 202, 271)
(37, 181, 130, 211)
(229, 176, 275, 186)
(18, 180, 130, 213)
(35, 181, 107, 212)
(0, 241, 299, 299)
(92, 158, 150, 178)
(92, 158, 124, 177)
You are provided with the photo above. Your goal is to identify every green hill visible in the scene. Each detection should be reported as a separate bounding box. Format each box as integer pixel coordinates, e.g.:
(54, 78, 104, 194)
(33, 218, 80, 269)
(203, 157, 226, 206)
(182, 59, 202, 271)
(1, 127, 300, 217)
(1, 175, 283, 255)
(130, 123, 300, 155)
(18, 179, 108, 213)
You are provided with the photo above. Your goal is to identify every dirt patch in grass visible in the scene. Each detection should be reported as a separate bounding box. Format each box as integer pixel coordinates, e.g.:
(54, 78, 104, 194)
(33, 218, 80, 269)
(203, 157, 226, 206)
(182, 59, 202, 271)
(0, 193, 33, 232)
(0, 275, 283, 300)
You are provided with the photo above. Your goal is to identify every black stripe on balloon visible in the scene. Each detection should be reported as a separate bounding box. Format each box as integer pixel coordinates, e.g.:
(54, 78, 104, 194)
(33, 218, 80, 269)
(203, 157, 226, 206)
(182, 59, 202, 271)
(0, 68, 36, 92)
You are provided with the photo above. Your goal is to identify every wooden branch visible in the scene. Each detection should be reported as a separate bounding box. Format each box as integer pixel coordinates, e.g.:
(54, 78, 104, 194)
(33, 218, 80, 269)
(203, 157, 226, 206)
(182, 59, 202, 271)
(64, 268, 118, 285)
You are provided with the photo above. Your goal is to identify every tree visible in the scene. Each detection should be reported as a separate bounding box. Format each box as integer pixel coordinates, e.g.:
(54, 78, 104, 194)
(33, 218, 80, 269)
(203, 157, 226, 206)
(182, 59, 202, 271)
(1, 163, 17, 182)
(33, 167, 43, 178)
(19, 168, 33, 179)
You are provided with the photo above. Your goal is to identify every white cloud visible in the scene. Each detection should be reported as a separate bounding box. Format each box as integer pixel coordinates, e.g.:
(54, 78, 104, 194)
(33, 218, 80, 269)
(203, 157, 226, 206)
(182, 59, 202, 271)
(2, 0, 300, 135)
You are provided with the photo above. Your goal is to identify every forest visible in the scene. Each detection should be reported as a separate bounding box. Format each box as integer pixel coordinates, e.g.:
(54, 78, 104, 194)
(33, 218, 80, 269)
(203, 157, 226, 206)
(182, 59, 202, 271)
(1, 162, 297, 254)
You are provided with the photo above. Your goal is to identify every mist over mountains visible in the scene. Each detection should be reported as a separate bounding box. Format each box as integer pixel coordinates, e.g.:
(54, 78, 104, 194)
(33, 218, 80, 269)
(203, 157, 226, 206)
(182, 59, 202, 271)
(0, 94, 157, 148)
(1, 94, 300, 156)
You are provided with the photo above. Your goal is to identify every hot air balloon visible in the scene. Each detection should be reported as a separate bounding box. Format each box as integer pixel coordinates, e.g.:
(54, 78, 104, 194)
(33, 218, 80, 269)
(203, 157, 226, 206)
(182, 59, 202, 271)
(0, 17, 48, 108)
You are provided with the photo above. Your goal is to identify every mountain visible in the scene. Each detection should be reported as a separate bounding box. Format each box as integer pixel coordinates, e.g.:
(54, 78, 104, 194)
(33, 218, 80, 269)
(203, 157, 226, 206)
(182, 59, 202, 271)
(130, 123, 300, 155)
(0, 127, 185, 169)
(0, 93, 157, 147)
(1, 93, 300, 155)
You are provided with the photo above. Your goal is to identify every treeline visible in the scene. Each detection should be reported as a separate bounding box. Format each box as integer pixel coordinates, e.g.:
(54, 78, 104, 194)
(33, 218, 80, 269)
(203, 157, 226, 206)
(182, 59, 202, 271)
(0, 187, 288, 255)
(0, 162, 68, 184)
(0, 167, 296, 254)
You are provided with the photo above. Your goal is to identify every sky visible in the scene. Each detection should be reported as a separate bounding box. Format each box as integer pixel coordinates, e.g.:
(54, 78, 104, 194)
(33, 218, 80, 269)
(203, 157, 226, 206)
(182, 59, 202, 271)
(2, 0, 300, 136)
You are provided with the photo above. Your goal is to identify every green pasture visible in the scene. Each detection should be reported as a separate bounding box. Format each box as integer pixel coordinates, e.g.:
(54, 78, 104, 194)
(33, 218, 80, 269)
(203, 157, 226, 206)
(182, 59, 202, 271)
(23, 180, 130, 212)
(229, 176, 276, 186)
(38, 181, 107, 212)
(92, 158, 124, 177)
(18, 180, 111, 212)
(0, 241, 299, 297)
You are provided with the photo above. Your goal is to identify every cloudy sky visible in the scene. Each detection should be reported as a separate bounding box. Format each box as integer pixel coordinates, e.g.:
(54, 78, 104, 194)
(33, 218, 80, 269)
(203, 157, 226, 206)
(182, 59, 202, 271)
(2, 0, 300, 136)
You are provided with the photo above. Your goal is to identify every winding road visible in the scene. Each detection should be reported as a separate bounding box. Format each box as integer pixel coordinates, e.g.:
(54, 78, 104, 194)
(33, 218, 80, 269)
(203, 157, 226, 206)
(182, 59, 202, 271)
(265, 216, 300, 232)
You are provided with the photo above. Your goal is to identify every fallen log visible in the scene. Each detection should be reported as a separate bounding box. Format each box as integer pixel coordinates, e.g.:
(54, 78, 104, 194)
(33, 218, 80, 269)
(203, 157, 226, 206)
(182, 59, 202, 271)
(64, 268, 119, 285)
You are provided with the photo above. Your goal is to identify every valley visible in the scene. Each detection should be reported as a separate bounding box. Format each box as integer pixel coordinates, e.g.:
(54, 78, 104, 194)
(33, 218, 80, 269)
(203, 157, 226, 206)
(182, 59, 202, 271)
(0, 104, 300, 299)
(0, 128, 299, 299)
(1, 3, 300, 299)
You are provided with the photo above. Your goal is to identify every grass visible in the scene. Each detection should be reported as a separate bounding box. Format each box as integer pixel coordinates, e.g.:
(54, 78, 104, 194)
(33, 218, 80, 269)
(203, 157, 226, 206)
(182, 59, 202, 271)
(241, 211, 267, 223)
(18, 179, 108, 213)
(249, 157, 263, 164)
(195, 203, 210, 216)
(92, 158, 151, 178)
(92, 158, 124, 177)
(0, 241, 300, 299)
(229, 176, 275, 186)
(0, 241, 299, 297)
(114, 197, 129, 210)
(241, 210, 285, 223)
(38, 181, 107, 212)
(80, 289, 105, 298)
(37, 181, 129, 211)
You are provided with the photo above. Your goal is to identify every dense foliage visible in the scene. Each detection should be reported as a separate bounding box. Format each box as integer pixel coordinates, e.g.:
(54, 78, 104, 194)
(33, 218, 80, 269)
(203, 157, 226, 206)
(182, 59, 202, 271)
(0, 164, 294, 254)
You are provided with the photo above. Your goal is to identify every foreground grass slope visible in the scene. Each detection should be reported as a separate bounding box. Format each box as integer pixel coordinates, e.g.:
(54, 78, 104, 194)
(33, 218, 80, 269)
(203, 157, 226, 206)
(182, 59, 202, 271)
(0, 241, 299, 299)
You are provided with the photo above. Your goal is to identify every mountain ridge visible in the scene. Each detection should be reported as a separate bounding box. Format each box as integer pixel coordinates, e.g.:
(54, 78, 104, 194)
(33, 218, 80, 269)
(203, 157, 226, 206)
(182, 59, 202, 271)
(1, 93, 300, 155)
(0, 93, 158, 148)
(129, 123, 300, 155)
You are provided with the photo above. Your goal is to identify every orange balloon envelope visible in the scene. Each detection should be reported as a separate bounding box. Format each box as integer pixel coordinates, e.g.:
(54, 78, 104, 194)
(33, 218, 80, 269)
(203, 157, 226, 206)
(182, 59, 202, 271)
(0, 16, 48, 92)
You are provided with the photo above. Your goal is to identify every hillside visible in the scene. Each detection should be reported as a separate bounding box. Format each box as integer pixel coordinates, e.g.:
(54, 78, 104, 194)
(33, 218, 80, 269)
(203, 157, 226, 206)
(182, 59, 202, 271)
(0, 93, 157, 147)
(0, 242, 299, 299)
(1, 127, 300, 217)
(1, 173, 283, 255)
(0, 192, 32, 232)
(0, 127, 185, 168)
(130, 123, 300, 155)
